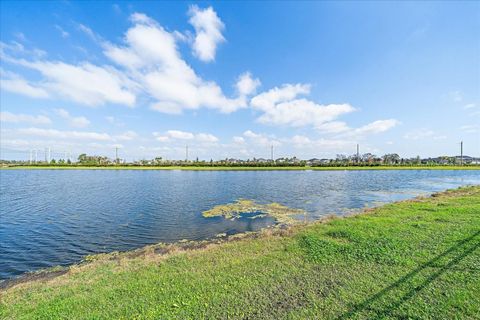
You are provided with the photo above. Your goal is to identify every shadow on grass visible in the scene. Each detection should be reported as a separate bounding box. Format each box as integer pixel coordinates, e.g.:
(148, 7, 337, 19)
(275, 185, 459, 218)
(337, 230, 480, 319)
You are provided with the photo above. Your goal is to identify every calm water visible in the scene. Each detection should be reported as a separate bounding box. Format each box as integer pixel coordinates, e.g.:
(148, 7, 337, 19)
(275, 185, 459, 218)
(1, 169, 479, 280)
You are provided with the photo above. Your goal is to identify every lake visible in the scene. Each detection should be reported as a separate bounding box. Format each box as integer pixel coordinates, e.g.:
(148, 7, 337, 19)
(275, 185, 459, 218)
(1, 169, 479, 280)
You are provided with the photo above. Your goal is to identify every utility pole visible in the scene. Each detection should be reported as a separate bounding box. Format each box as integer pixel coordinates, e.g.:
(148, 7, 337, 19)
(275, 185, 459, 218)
(115, 147, 119, 164)
(48, 147, 51, 163)
(29, 150, 32, 164)
(356, 144, 360, 164)
(45, 148, 48, 163)
(460, 141, 463, 166)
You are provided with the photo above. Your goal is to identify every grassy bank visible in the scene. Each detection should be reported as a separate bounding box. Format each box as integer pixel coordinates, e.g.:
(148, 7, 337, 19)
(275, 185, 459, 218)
(1, 186, 480, 319)
(2, 165, 480, 171)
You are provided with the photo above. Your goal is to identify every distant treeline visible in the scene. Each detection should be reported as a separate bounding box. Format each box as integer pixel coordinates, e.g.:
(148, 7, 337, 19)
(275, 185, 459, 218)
(1, 152, 479, 167)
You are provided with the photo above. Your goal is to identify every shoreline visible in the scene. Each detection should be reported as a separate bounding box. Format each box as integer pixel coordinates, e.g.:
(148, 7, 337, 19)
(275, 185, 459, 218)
(1, 185, 475, 290)
(0, 225, 289, 290)
(2, 165, 480, 171)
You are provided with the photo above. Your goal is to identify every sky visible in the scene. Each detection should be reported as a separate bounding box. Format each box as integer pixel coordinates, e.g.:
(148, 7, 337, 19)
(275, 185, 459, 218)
(0, 1, 479, 161)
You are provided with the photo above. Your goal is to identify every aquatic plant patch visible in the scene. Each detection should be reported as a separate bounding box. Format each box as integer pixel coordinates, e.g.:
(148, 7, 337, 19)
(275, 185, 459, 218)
(202, 199, 306, 224)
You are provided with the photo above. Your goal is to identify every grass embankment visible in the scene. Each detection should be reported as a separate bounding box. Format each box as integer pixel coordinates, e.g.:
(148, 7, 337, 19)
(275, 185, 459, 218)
(1, 187, 480, 319)
(2, 165, 480, 171)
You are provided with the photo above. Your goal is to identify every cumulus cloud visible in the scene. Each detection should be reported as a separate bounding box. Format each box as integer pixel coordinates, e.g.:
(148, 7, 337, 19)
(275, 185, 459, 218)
(0, 111, 51, 125)
(188, 5, 225, 62)
(251, 84, 355, 129)
(55, 108, 90, 128)
(236, 72, 261, 96)
(104, 12, 253, 113)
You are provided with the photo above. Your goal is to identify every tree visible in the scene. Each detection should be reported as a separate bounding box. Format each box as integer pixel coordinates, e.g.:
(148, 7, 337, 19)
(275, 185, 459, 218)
(78, 154, 87, 163)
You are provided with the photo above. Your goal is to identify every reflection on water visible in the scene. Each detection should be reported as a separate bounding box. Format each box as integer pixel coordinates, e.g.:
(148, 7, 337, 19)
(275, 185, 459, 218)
(0, 169, 479, 279)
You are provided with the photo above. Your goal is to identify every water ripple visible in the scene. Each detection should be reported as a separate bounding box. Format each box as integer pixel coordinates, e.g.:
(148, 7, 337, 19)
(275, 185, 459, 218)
(1, 169, 479, 279)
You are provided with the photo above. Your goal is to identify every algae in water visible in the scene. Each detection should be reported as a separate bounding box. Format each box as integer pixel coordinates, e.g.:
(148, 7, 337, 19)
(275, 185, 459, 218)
(202, 199, 305, 225)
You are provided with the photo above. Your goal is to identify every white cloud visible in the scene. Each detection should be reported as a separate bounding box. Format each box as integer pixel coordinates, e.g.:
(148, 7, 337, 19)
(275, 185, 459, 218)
(460, 125, 479, 133)
(55, 25, 70, 38)
(353, 119, 399, 135)
(166, 130, 195, 140)
(251, 84, 356, 129)
(403, 128, 444, 140)
(236, 72, 261, 96)
(16, 60, 136, 107)
(287, 135, 352, 150)
(290, 135, 312, 145)
(104, 12, 252, 114)
(0, 41, 46, 58)
(316, 121, 350, 134)
(251, 84, 310, 111)
(0, 72, 50, 98)
(115, 130, 138, 141)
(464, 103, 477, 109)
(55, 108, 90, 128)
(196, 133, 218, 143)
(78, 24, 101, 42)
(16, 127, 112, 141)
(0, 7, 399, 145)
(233, 136, 245, 144)
(0, 111, 51, 125)
(188, 5, 225, 62)
(243, 130, 281, 147)
(154, 130, 218, 143)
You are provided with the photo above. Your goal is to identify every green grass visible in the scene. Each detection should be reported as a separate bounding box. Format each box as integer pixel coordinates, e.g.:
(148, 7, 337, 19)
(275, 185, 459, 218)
(1, 186, 480, 319)
(2, 165, 480, 171)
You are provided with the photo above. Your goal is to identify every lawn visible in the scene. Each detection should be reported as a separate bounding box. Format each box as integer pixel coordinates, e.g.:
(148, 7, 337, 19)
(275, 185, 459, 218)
(1, 186, 479, 319)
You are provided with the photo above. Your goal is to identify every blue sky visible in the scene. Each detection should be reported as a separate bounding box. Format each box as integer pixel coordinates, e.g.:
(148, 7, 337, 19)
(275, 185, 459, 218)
(1, 1, 479, 161)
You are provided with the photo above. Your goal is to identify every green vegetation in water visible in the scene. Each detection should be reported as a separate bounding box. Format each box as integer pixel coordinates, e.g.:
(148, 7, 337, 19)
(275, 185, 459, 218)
(202, 199, 305, 224)
(1, 186, 479, 319)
